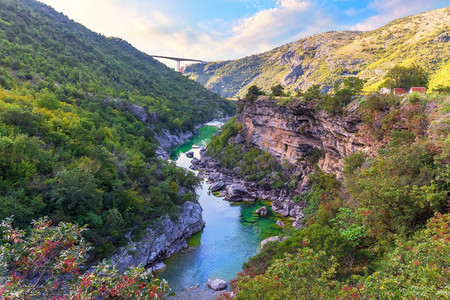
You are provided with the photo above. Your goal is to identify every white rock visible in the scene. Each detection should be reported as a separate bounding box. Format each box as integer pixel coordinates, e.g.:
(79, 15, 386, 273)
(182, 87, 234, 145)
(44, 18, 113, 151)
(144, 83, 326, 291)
(207, 278, 227, 291)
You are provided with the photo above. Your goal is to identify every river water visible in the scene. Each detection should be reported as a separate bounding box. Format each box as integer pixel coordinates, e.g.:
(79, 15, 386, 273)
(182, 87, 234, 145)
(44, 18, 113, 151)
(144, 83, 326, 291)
(158, 124, 283, 294)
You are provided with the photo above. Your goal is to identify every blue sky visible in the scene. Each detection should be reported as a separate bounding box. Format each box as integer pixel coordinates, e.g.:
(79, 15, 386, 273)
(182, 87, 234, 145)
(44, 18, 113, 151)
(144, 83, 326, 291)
(40, 0, 449, 68)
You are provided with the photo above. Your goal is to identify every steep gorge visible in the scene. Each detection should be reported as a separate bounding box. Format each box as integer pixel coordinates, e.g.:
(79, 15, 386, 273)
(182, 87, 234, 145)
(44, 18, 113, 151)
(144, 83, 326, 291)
(236, 97, 375, 182)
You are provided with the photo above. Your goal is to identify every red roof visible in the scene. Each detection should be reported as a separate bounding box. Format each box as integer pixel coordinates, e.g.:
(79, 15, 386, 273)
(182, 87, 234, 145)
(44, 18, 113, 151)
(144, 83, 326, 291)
(394, 88, 406, 94)
(410, 87, 426, 93)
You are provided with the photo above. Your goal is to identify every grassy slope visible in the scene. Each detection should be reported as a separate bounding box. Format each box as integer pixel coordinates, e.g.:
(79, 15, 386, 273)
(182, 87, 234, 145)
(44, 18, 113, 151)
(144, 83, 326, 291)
(184, 7, 449, 98)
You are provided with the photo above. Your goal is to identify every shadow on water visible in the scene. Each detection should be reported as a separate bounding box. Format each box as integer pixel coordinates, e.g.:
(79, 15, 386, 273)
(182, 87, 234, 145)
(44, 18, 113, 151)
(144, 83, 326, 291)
(159, 125, 285, 293)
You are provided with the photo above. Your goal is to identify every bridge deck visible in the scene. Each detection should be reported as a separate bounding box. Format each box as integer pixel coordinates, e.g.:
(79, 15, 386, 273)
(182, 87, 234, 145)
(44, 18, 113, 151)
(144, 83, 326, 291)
(150, 55, 205, 63)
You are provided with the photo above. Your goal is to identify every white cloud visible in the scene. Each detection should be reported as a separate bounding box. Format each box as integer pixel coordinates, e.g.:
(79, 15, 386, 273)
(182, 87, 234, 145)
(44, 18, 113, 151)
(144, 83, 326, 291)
(222, 0, 331, 55)
(39, 0, 332, 66)
(353, 0, 445, 31)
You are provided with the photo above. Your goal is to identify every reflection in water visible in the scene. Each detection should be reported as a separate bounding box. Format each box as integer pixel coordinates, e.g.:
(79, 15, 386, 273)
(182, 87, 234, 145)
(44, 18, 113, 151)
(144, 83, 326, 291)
(159, 125, 282, 292)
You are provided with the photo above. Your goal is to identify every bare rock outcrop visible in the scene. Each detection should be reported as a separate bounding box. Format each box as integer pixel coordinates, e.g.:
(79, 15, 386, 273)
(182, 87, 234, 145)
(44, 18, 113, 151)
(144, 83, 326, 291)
(207, 279, 227, 291)
(236, 98, 373, 181)
(111, 201, 205, 271)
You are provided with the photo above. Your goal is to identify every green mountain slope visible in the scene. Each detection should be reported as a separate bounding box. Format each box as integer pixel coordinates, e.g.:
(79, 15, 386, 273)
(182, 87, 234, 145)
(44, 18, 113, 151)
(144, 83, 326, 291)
(0, 0, 233, 258)
(184, 7, 449, 98)
(0, 0, 235, 131)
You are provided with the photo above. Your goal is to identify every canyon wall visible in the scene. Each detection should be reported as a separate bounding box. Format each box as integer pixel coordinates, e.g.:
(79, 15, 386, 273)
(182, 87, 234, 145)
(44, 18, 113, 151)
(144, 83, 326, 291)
(236, 97, 375, 183)
(111, 201, 204, 271)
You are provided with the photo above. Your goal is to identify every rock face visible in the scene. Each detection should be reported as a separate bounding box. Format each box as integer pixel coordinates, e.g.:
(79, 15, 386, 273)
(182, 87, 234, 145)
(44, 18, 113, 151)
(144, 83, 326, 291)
(156, 129, 195, 150)
(236, 98, 374, 181)
(256, 206, 268, 216)
(226, 184, 248, 201)
(207, 279, 227, 291)
(111, 201, 205, 271)
(191, 97, 374, 226)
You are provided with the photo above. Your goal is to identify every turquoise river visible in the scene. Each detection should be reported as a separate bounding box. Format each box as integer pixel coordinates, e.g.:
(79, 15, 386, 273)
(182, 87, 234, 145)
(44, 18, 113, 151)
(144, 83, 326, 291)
(158, 124, 285, 294)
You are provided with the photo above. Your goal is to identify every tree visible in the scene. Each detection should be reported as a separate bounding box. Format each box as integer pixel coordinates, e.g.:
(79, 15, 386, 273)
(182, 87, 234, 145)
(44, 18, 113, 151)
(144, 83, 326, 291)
(303, 84, 323, 102)
(342, 77, 367, 95)
(271, 84, 284, 97)
(383, 64, 429, 89)
(37, 89, 60, 110)
(50, 167, 103, 224)
(0, 216, 170, 299)
(231, 248, 339, 300)
(245, 85, 263, 101)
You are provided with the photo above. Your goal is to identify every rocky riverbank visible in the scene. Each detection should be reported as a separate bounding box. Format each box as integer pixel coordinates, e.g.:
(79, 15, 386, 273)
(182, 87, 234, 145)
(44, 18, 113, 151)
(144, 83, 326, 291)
(111, 201, 205, 271)
(190, 152, 305, 228)
(156, 117, 231, 160)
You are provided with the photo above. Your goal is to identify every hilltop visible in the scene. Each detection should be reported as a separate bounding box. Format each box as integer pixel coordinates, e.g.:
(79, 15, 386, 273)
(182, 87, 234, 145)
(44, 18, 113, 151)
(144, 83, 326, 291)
(184, 7, 449, 98)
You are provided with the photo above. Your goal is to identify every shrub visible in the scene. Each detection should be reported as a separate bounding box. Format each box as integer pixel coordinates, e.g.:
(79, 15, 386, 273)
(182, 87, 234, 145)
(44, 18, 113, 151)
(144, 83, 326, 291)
(303, 84, 323, 102)
(233, 248, 339, 300)
(0, 216, 169, 299)
(243, 241, 279, 275)
(275, 224, 354, 265)
(343, 152, 367, 177)
(364, 93, 400, 112)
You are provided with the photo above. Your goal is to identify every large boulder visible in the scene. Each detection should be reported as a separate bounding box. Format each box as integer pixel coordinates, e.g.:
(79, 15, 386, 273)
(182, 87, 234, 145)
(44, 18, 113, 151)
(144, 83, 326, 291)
(210, 181, 226, 192)
(226, 184, 248, 201)
(186, 151, 194, 158)
(276, 220, 286, 227)
(235, 133, 244, 144)
(255, 206, 268, 216)
(207, 278, 227, 291)
(151, 262, 166, 272)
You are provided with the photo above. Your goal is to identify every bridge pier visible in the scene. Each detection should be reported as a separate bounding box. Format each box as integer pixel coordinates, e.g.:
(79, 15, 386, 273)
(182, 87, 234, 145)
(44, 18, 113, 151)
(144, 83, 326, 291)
(150, 55, 206, 72)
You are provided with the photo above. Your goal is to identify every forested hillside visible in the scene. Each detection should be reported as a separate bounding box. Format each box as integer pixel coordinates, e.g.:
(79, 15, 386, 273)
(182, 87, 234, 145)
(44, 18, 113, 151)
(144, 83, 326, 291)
(184, 7, 449, 98)
(0, 0, 234, 258)
(0, 0, 234, 131)
(209, 87, 449, 299)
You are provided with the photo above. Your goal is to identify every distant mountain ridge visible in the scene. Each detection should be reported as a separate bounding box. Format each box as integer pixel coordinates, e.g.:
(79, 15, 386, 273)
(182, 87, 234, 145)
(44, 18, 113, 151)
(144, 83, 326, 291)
(184, 7, 450, 98)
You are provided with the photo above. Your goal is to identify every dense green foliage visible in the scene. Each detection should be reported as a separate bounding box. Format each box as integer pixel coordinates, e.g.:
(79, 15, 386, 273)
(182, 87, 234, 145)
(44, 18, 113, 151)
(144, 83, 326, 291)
(0, 0, 236, 259)
(0, 85, 201, 259)
(0, 217, 170, 299)
(219, 90, 449, 299)
(224, 214, 449, 299)
(0, 0, 234, 132)
(382, 64, 429, 89)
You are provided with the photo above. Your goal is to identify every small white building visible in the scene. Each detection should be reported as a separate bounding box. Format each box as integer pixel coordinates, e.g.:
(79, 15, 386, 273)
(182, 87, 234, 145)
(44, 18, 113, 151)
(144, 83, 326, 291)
(380, 88, 391, 94)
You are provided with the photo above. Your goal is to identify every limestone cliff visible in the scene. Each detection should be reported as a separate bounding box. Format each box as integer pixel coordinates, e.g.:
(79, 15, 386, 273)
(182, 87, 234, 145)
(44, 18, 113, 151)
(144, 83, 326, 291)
(236, 97, 375, 183)
(111, 201, 204, 271)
